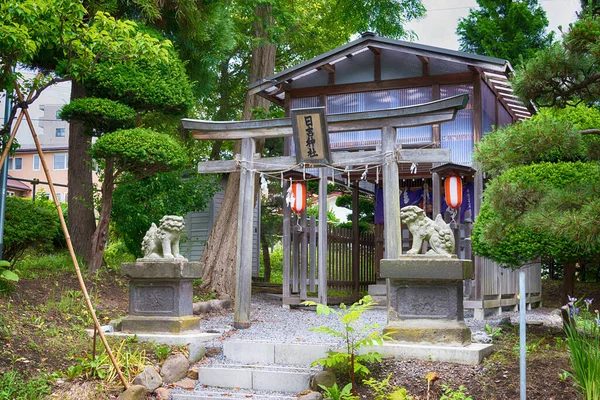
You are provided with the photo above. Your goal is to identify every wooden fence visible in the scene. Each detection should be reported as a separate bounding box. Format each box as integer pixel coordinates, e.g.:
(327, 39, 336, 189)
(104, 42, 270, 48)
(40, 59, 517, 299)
(283, 215, 376, 305)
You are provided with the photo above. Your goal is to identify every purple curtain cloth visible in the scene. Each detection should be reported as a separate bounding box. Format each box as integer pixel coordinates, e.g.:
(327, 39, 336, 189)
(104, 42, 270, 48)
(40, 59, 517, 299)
(374, 187, 431, 224)
(375, 187, 384, 224)
(374, 182, 474, 224)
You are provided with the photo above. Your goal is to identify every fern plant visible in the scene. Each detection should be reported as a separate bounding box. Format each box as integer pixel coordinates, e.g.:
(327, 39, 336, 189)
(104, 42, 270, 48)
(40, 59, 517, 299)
(363, 374, 413, 400)
(319, 382, 358, 400)
(304, 295, 392, 395)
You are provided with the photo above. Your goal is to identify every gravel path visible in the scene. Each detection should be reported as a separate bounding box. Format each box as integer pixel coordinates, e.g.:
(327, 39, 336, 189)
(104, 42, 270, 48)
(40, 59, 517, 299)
(200, 293, 563, 350)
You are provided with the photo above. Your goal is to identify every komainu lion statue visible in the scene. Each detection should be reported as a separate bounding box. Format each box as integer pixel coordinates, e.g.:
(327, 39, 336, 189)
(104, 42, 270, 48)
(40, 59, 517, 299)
(141, 215, 187, 260)
(400, 205, 455, 256)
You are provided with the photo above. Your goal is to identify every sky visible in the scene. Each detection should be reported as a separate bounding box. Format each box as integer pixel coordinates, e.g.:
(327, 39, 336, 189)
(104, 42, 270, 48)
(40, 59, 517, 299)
(405, 0, 582, 50)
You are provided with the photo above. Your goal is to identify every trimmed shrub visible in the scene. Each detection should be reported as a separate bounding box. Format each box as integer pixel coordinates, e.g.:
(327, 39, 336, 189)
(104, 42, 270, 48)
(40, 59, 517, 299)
(3, 197, 58, 264)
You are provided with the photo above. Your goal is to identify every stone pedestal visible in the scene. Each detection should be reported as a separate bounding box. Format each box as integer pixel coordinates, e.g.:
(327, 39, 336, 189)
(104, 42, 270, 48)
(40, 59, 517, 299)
(119, 261, 202, 334)
(380, 255, 473, 346)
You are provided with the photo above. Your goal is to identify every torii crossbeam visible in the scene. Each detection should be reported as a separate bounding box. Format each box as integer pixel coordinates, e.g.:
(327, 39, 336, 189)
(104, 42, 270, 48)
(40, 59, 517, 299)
(182, 94, 468, 328)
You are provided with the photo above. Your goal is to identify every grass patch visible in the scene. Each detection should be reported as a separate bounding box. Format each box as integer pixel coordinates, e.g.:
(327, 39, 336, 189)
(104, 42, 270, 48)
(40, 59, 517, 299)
(0, 370, 54, 400)
(14, 251, 75, 279)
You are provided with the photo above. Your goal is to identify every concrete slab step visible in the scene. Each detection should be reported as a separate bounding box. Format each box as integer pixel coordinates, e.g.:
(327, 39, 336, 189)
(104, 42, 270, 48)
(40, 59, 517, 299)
(172, 389, 297, 400)
(197, 363, 317, 393)
(222, 340, 333, 365)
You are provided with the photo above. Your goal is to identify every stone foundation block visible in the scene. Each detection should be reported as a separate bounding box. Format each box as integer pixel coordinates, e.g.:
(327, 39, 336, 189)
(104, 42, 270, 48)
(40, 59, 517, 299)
(120, 316, 201, 334)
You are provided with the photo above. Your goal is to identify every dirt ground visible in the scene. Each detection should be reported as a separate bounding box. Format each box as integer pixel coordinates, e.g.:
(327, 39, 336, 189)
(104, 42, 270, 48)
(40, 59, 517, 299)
(1, 271, 598, 399)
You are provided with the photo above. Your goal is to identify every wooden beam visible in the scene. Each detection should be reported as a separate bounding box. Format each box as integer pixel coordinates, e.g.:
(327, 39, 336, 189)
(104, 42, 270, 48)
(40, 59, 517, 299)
(321, 63, 335, 73)
(417, 56, 430, 76)
(184, 94, 469, 140)
(352, 182, 360, 298)
(368, 46, 381, 55)
(282, 179, 291, 298)
(197, 148, 451, 173)
(432, 83, 441, 146)
(289, 72, 474, 98)
(473, 74, 483, 143)
(318, 167, 328, 304)
(382, 126, 402, 259)
(432, 172, 441, 217)
(371, 47, 382, 82)
(233, 137, 256, 329)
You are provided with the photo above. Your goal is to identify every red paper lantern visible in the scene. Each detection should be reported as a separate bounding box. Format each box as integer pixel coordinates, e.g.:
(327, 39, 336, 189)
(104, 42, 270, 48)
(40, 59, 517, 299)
(291, 182, 307, 214)
(444, 175, 463, 209)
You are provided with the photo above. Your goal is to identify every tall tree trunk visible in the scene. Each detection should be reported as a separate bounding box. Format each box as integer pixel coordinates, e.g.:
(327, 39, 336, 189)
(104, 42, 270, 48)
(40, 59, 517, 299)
(209, 58, 233, 161)
(200, 5, 275, 297)
(90, 158, 115, 273)
(68, 82, 97, 267)
(560, 260, 577, 325)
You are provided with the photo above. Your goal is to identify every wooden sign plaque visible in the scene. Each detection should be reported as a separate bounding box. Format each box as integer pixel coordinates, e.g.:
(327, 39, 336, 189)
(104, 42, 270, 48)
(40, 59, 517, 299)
(291, 107, 331, 165)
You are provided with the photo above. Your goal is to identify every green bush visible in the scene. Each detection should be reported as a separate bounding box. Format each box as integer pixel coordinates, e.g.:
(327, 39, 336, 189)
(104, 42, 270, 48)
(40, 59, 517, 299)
(3, 196, 59, 265)
(259, 244, 283, 284)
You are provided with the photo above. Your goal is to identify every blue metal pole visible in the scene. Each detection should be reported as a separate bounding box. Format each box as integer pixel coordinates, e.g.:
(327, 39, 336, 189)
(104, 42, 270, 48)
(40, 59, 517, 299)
(519, 268, 527, 400)
(0, 94, 12, 258)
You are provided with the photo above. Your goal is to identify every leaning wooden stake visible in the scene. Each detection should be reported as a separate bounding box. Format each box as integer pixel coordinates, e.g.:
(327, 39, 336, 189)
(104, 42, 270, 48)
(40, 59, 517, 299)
(0, 85, 129, 389)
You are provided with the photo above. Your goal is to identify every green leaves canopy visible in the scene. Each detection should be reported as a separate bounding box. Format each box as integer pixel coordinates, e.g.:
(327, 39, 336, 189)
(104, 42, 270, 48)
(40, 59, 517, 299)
(59, 97, 136, 135)
(512, 14, 600, 107)
(472, 162, 600, 268)
(91, 128, 188, 178)
(456, 0, 552, 65)
(473, 113, 600, 268)
(474, 116, 587, 175)
(83, 25, 195, 114)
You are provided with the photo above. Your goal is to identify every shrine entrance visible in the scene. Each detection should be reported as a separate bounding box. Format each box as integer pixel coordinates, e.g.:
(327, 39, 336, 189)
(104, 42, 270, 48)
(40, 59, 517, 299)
(183, 94, 467, 328)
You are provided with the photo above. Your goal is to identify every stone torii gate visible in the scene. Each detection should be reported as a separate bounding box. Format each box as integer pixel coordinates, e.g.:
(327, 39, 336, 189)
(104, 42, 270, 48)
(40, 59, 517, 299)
(182, 94, 468, 329)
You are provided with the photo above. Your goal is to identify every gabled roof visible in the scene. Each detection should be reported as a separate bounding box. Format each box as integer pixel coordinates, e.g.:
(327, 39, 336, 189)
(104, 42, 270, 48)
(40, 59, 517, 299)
(7, 176, 31, 192)
(249, 32, 533, 120)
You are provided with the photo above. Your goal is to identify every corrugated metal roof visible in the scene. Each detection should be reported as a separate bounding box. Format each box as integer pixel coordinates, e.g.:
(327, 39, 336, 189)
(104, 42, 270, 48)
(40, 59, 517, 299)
(248, 32, 533, 120)
(249, 32, 511, 96)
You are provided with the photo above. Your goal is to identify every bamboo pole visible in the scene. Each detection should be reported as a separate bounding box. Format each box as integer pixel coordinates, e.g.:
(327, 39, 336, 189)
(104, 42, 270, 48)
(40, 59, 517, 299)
(10, 84, 129, 389)
(0, 81, 36, 169)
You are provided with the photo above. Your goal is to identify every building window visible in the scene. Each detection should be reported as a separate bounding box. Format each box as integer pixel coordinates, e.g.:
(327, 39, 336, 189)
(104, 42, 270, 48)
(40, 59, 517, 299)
(55, 128, 65, 137)
(55, 192, 67, 202)
(8, 157, 22, 170)
(56, 110, 61, 119)
(33, 155, 40, 171)
(53, 153, 68, 170)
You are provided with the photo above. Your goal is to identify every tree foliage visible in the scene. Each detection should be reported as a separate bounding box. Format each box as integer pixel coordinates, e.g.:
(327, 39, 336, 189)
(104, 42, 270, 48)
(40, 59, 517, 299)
(456, 0, 552, 65)
(59, 97, 136, 135)
(512, 13, 600, 107)
(474, 115, 587, 175)
(91, 128, 188, 177)
(472, 161, 600, 268)
(82, 25, 195, 114)
(3, 197, 58, 265)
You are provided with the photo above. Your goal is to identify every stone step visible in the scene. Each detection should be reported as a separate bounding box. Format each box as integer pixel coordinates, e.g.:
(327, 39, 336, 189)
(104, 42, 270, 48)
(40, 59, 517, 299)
(172, 389, 297, 400)
(197, 363, 317, 393)
(222, 340, 333, 366)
